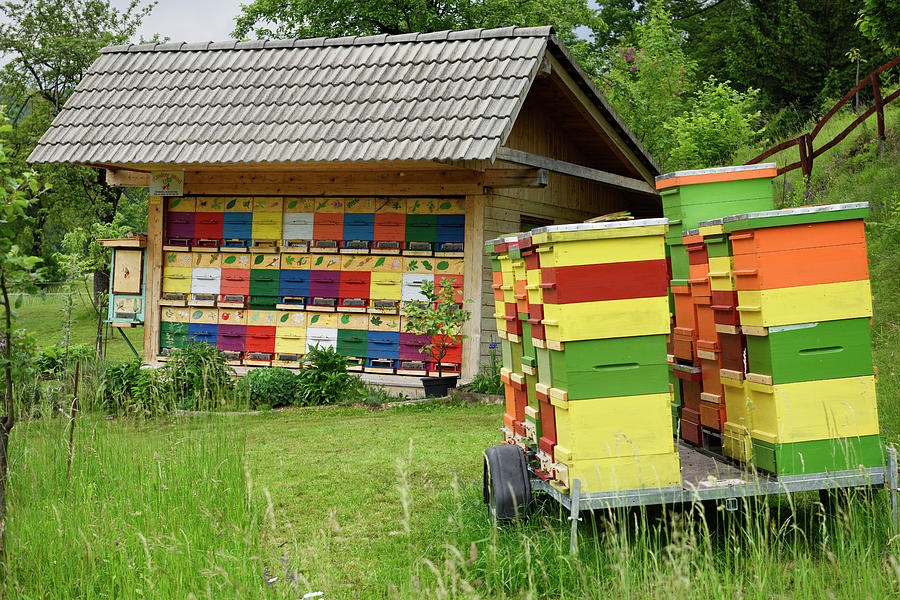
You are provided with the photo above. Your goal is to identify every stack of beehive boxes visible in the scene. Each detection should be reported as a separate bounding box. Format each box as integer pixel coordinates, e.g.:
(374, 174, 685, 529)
(656, 165, 777, 447)
(718, 203, 882, 475)
(488, 219, 681, 495)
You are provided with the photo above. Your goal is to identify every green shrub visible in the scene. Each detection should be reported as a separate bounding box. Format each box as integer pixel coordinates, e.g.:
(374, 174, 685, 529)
(34, 342, 94, 376)
(163, 341, 233, 410)
(295, 345, 363, 406)
(98, 358, 170, 416)
(467, 341, 503, 395)
(234, 367, 298, 409)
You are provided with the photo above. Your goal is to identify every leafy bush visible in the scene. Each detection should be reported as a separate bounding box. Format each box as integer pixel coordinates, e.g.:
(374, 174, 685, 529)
(295, 345, 363, 406)
(98, 358, 169, 416)
(163, 341, 233, 410)
(34, 342, 94, 376)
(233, 367, 298, 409)
(467, 342, 503, 395)
(402, 278, 470, 376)
(664, 77, 760, 169)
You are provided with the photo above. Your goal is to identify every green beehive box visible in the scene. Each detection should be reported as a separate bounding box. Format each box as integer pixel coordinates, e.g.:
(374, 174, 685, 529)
(521, 321, 537, 369)
(746, 318, 874, 384)
(669, 243, 691, 280)
(405, 214, 438, 243)
(160, 321, 189, 349)
(535, 346, 552, 387)
(657, 164, 776, 233)
(337, 329, 368, 356)
(548, 335, 669, 400)
(751, 434, 884, 476)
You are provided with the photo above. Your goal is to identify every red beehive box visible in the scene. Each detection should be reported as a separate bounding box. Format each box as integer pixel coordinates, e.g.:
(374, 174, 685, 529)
(711, 290, 740, 326)
(435, 274, 464, 304)
(339, 270, 371, 302)
(194, 212, 223, 243)
(220, 269, 250, 296)
(681, 407, 702, 446)
(374, 213, 405, 243)
(539, 259, 668, 304)
(313, 212, 343, 243)
(246, 326, 276, 354)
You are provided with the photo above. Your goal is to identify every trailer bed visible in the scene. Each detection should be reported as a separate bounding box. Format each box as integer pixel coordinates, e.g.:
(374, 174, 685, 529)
(530, 442, 898, 553)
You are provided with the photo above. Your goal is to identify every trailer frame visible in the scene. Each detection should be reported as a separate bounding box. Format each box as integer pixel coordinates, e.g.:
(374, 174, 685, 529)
(526, 442, 898, 554)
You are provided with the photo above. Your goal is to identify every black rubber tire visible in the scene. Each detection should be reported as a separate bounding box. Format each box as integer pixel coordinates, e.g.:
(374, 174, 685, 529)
(483, 444, 532, 523)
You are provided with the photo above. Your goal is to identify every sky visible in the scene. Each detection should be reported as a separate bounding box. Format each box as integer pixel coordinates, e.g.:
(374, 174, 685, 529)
(110, 0, 247, 44)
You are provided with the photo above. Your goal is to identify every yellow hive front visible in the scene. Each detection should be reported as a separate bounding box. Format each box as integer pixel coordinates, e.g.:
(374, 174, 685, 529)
(551, 393, 675, 461)
(747, 375, 879, 444)
(541, 297, 670, 342)
(554, 452, 682, 494)
(736, 280, 872, 327)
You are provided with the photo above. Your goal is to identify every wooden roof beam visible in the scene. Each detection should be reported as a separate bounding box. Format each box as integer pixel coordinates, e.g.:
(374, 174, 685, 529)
(496, 147, 657, 196)
(484, 168, 548, 189)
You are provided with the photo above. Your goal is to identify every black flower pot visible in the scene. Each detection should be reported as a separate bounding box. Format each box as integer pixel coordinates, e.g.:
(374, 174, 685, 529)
(422, 376, 458, 398)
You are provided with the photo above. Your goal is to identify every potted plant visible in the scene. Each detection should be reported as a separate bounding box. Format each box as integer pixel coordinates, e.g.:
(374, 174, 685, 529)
(403, 278, 470, 397)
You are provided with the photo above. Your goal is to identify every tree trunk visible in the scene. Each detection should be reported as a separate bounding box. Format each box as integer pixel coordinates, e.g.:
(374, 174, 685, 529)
(0, 272, 16, 577)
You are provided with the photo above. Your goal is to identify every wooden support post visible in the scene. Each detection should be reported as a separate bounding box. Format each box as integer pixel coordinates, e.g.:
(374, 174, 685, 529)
(143, 196, 163, 364)
(872, 75, 886, 145)
(461, 194, 485, 383)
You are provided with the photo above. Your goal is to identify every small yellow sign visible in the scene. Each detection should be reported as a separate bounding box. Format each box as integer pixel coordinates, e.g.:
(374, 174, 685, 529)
(149, 171, 185, 196)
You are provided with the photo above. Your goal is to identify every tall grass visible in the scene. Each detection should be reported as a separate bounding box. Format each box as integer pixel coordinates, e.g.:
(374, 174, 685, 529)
(5, 416, 282, 599)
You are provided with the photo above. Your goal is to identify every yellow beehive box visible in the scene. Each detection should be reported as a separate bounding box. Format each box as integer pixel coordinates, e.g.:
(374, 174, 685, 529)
(162, 267, 192, 294)
(337, 313, 369, 330)
(723, 421, 753, 463)
(192, 252, 221, 268)
(707, 256, 736, 291)
(737, 280, 872, 328)
(275, 326, 306, 354)
(542, 297, 669, 342)
(747, 375, 879, 444)
(276, 310, 307, 328)
(721, 374, 751, 437)
(553, 452, 681, 494)
(370, 272, 402, 300)
(166, 197, 195, 212)
(552, 393, 674, 461)
(532, 221, 667, 267)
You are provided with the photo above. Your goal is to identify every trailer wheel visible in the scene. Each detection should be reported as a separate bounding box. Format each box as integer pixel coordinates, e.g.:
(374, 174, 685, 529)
(483, 444, 532, 523)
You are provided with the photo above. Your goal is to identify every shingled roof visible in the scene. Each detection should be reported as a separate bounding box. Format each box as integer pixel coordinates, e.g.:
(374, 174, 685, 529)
(28, 26, 657, 172)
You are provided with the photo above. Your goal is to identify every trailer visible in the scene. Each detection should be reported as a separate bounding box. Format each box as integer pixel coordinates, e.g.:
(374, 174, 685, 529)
(483, 442, 899, 554)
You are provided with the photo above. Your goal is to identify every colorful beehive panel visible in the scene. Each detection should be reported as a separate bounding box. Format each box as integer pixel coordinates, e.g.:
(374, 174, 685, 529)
(157, 195, 465, 373)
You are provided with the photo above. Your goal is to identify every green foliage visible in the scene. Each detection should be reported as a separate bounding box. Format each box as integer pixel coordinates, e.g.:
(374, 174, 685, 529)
(163, 340, 233, 411)
(466, 340, 503, 395)
(295, 345, 364, 406)
(402, 278, 470, 376)
(97, 357, 171, 416)
(235, 366, 298, 409)
(33, 341, 93, 376)
(665, 77, 761, 169)
(233, 0, 603, 46)
(857, 0, 900, 54)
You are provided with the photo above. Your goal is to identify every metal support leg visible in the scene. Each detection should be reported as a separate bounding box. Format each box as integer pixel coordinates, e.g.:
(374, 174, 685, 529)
(568, 478, 581, 556)
(888, 446, 898, 532)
